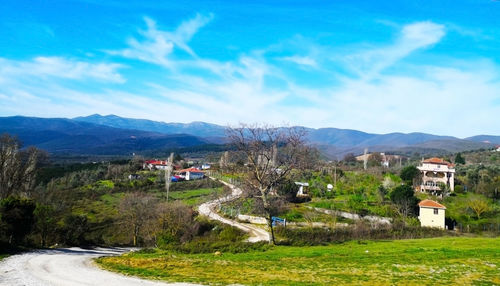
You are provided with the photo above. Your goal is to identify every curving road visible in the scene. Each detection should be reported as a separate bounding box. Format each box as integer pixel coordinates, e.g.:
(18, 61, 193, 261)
(0, 179, 268, 286)
(199, 178, 270, 242)
(0, 247, 200, 286)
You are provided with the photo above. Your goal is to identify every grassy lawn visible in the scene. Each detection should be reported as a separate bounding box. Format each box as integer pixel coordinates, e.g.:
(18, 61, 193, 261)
(169, 187, 224, 206)
(96, 237, 500, 285)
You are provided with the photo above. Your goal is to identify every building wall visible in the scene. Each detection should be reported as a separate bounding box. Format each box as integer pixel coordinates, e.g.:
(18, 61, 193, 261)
(418, 163, 455, 192)
(418, 207, 445, 229)
(186, 172, 204, 181)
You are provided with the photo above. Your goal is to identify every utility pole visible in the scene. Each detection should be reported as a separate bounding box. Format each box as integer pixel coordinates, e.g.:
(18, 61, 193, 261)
(334, 163, 337, 189)
(165, 152, 174, 202)
(363, 148, 368, 170)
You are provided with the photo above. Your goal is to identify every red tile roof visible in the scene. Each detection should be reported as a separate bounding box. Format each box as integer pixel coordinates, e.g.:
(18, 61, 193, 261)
(419, 199, 446, 209)
(145, 160, 168, 165)
(422, 157, 454, 167)
(176, 167, 204, 173)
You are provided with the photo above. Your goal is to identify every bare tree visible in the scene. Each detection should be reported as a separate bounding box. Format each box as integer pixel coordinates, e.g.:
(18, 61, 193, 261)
(0, 134, 45, 199)
(119, 192, 158, 246)
(227, 124, 313, 244)
(157, 201, 197, 244)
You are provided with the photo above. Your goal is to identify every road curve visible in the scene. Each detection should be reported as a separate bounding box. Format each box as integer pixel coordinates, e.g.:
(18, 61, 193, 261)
(199, 178, 270, 242)
(0, 247, 200, 286)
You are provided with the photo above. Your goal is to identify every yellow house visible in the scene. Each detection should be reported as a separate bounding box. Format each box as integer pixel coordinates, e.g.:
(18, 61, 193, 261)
(418, 199, 446, 229)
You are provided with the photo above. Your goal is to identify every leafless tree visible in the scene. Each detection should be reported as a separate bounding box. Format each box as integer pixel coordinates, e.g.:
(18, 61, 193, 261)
(119, 192, 158, 246)
(226, 124, 314, 244)
(0, 134, 46, 199)
(157, 201, 197, 243)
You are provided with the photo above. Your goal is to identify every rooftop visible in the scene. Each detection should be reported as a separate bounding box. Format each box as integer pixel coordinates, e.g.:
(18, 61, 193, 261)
(419, 199, 446, 209)
(422, 157, 454, 167)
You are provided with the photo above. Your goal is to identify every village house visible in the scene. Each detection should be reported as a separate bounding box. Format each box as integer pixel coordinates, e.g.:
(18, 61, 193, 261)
(355, 152, 403, 167)
(418, 199, 446, 229)
(143, 160, 169, 170)
(176, 167, 205, 181)
(417, 157, 455, 193)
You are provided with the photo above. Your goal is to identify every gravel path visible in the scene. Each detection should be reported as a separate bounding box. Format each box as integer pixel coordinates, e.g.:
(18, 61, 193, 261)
(199, 178, 270, 242)
(0, 247, 200, 286)
(0, 178, 268, 286)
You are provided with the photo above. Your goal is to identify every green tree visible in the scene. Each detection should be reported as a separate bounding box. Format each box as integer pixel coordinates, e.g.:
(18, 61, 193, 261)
(400, 166, 420, 185)
(0, 196, 36, 244)
(61, 214, 90, 246)
(455, 153, 466, 165)
(34, 204, 56, 247)
(467, 197, 489, 219)
(390, 185, 419, 217)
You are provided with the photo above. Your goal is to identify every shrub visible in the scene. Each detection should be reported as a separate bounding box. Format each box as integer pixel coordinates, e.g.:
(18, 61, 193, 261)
(275, 223, 450, 246)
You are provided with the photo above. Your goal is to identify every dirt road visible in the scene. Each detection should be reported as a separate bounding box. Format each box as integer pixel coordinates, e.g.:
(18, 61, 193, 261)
(0, 247, 199, 286)
(199, 178, 270, 242)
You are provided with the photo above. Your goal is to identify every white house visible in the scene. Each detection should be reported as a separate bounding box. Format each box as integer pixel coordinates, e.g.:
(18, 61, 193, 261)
(176, 167, 205, 181)
(143, 160, 169, 170)
(418, 199, 446, 229)
(417, 158, 455, 193)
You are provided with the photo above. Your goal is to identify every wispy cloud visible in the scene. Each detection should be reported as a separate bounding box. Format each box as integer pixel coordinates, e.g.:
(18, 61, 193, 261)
(0, 57, 125, 83)
(108, 13, 214, 67)
(342, 21, 445, 79)
(1, 15, 499, 137)
(280, 55, 317, 68)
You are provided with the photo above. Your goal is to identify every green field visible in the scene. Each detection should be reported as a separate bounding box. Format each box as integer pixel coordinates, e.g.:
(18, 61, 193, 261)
(96, 237, 500, 285)
(169, 187, 224, 206)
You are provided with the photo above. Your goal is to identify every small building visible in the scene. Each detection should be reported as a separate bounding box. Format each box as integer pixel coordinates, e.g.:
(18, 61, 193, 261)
(355, 152, 404, 168)
(418, 199, 446, 229)
(417, 158, 455, 194)
(295, 182, 309, 197)
(143, 160, 169, 170)
(176, 167, 205, 181)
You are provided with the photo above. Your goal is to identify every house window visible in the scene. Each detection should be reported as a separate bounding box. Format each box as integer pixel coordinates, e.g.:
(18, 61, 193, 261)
(434, 208, 438, 215)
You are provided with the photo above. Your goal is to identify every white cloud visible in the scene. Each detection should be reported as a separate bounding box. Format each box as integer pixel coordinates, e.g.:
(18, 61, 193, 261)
(0, 57, 124, 83)
(342, 21, 445, 79)
(2, 17, 499, 138)
(280, 55, 317, 67)
(109, 13, 213, 66)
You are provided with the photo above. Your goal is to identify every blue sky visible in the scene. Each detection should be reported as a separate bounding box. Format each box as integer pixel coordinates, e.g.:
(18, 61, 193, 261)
(0, 0, 499, 137)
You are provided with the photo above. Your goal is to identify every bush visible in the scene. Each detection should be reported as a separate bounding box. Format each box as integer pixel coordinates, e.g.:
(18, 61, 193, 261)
(0, 197, 36, 245)
(157, 221, 269, 254)
(275, 223, 450, 246)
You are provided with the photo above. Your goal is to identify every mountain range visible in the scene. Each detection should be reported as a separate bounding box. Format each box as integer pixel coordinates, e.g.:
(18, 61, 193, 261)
(0, 114, 498, 158)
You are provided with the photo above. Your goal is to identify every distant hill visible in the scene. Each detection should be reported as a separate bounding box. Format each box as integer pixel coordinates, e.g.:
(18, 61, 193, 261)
(74, 114, 227, 138)
(0, 116, 208, 154)
(465, 135, 500, 145)
(1, 115, 497, 158)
